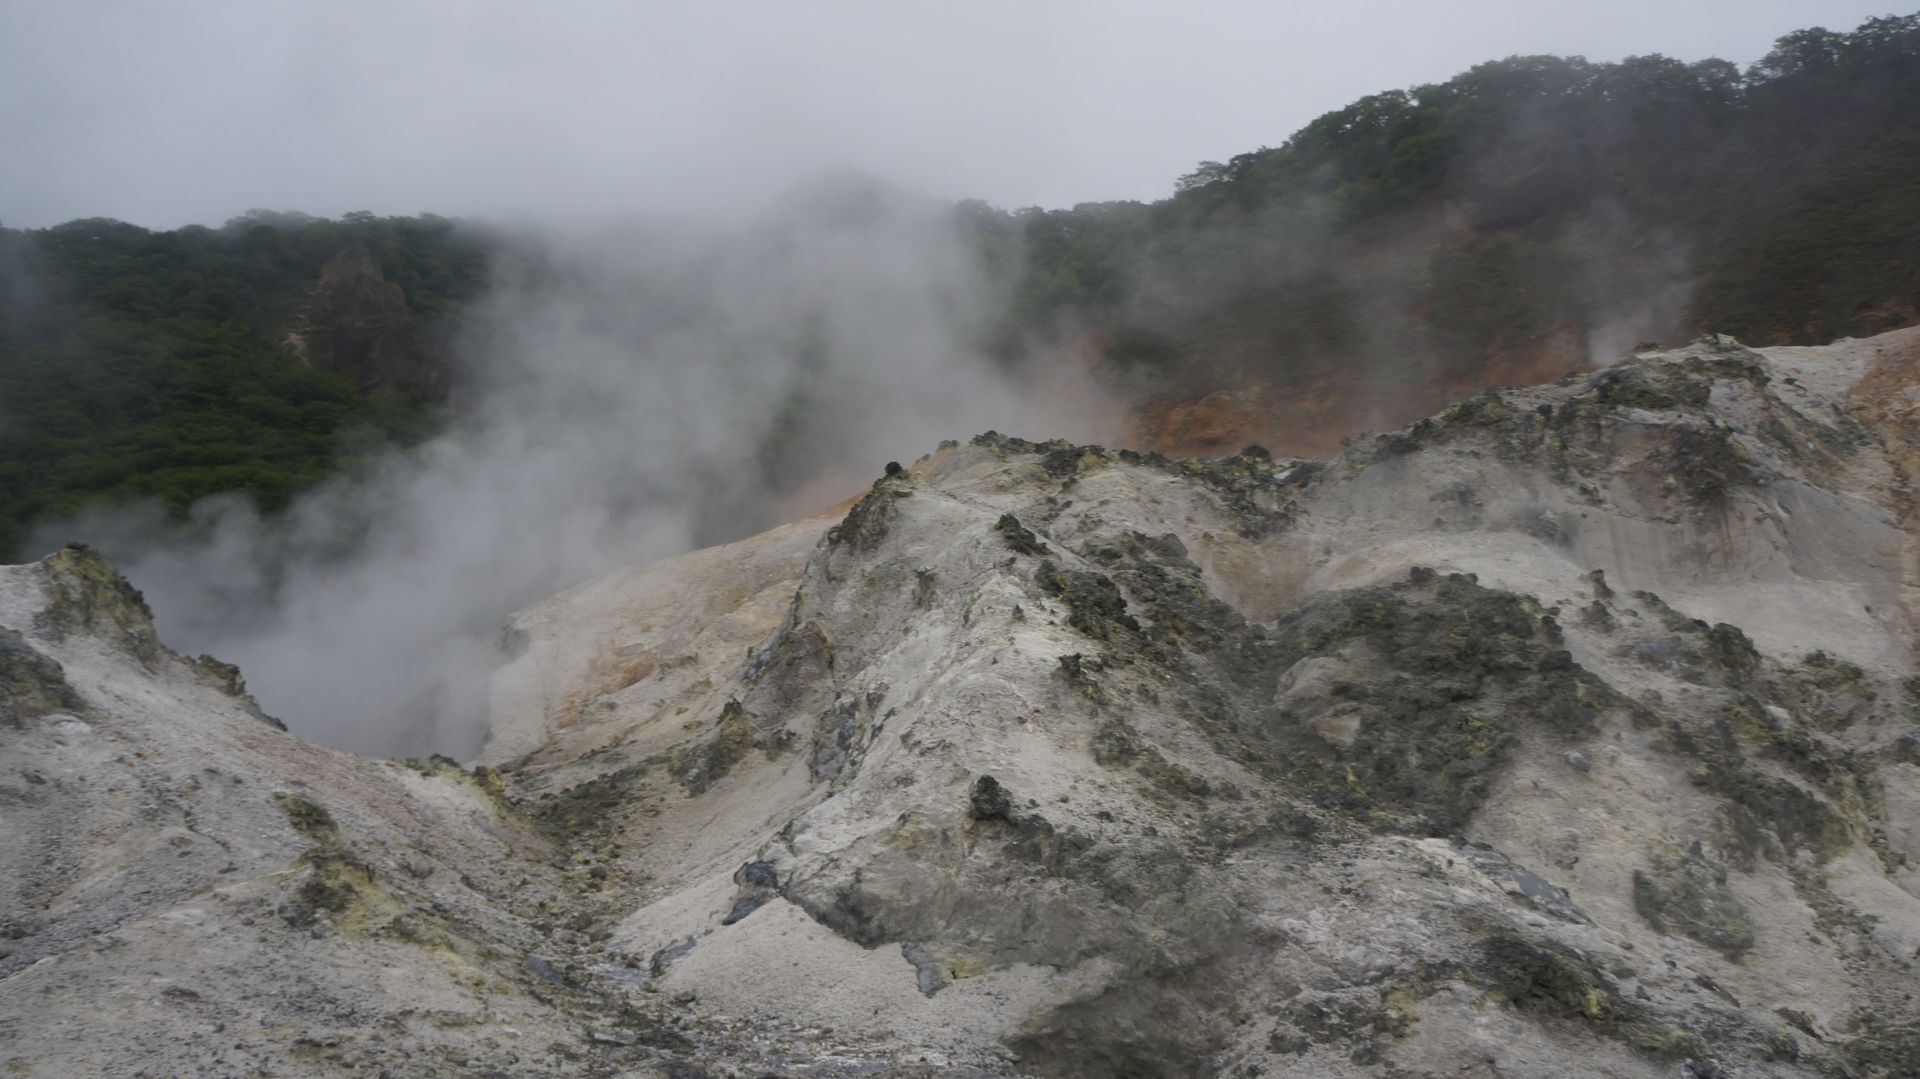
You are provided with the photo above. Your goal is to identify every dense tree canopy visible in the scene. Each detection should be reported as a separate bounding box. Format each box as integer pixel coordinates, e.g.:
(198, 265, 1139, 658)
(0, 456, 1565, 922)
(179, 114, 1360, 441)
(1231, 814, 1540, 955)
(971, 12, 1920, 373)
(0, 213, 488, 556)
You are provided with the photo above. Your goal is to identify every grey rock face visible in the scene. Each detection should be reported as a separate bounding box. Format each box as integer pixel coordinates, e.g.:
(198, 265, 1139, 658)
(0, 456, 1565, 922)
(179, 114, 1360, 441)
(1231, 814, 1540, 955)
(1634, 843, 1757, 957)
(6, 330, 1920, 1077)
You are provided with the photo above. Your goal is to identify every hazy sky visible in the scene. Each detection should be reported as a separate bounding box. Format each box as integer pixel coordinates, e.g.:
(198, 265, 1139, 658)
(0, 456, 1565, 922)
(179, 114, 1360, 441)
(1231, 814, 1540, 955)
(0, 1, 1894, 228)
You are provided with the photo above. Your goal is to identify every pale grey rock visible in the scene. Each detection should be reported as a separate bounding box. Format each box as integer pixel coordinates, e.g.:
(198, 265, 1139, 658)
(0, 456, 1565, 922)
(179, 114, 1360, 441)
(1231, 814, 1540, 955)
(5, 329, 1920, 1076)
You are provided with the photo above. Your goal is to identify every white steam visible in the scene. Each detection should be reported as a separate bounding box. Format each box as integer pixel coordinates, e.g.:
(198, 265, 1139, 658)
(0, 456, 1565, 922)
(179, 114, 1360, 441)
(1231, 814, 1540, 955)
(33, 181, 1115, 757)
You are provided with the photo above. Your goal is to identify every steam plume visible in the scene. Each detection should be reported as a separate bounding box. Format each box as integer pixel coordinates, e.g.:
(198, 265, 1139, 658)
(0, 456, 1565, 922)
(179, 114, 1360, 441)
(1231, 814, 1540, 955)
(31, 180, 1116, 756)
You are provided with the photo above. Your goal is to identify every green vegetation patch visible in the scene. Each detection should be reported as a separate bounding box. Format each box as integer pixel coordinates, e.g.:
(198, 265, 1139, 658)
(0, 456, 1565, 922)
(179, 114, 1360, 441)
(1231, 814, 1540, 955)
(677, 699, 759, 794)
(0, 627, 84, 727)
(1036, 561, 1139, 640)
(32, 544, 161, 664)
(1632, 842, 1756, 957)
(273, 792, 340, 844)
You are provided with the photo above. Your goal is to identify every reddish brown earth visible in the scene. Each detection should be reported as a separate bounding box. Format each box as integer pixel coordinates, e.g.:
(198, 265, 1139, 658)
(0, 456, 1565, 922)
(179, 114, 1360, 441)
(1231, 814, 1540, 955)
(1130, 339, 1597, 459)
(1846, 327, 1920, 656)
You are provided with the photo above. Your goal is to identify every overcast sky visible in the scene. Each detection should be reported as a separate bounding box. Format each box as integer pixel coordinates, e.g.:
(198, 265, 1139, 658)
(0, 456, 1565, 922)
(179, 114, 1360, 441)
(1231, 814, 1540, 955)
(0, 1, 1896, 229)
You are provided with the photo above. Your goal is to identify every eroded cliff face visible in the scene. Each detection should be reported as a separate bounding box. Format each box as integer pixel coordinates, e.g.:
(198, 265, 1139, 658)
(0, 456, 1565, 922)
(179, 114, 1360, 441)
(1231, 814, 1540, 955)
(283, 246, 454, 401)
(5, 330, 1919, 1077)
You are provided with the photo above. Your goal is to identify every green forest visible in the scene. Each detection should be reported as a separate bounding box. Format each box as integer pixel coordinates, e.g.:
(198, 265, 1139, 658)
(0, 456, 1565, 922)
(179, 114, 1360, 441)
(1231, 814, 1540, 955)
(972, 13, 1920, 371)
(4, 13, 1919, 559)
(0, 213, 489, 556)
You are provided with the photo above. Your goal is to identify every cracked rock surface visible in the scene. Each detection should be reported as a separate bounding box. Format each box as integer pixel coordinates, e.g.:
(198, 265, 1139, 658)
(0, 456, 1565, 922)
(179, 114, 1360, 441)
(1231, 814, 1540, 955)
(5, 330, 1920, 1077)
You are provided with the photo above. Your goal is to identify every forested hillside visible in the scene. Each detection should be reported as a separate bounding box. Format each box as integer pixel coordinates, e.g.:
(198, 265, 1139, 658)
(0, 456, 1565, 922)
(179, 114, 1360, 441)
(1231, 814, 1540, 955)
(0, 212, 489, 556)
(969, 12, 1920, 451)
(3, 13, 1918, 556)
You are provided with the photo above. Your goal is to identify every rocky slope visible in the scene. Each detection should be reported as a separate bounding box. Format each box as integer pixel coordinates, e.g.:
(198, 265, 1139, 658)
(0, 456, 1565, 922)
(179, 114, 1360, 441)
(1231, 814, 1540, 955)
(4, 329, 1920, 1077)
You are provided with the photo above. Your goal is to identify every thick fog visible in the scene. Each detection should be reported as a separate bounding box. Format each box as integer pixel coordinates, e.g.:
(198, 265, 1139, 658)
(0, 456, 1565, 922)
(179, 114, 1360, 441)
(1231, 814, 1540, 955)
(0, 1, 1892, 228)
(31, 183, 1118, 755)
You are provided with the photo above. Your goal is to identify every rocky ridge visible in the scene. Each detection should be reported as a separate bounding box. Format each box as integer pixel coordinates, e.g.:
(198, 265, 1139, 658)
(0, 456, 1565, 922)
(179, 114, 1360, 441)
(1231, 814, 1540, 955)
(3, 329, 1919, 1077)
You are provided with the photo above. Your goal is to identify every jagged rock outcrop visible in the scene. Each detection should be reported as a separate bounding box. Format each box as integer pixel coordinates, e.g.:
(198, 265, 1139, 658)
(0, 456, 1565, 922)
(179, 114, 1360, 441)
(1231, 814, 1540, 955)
(283, 246, 453, 401)
(5, 330, 1919, 1077)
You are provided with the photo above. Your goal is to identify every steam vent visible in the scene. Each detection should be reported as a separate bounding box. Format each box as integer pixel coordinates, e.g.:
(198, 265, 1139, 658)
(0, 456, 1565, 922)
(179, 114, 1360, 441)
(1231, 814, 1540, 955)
(5, 330, 1919, 1076)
